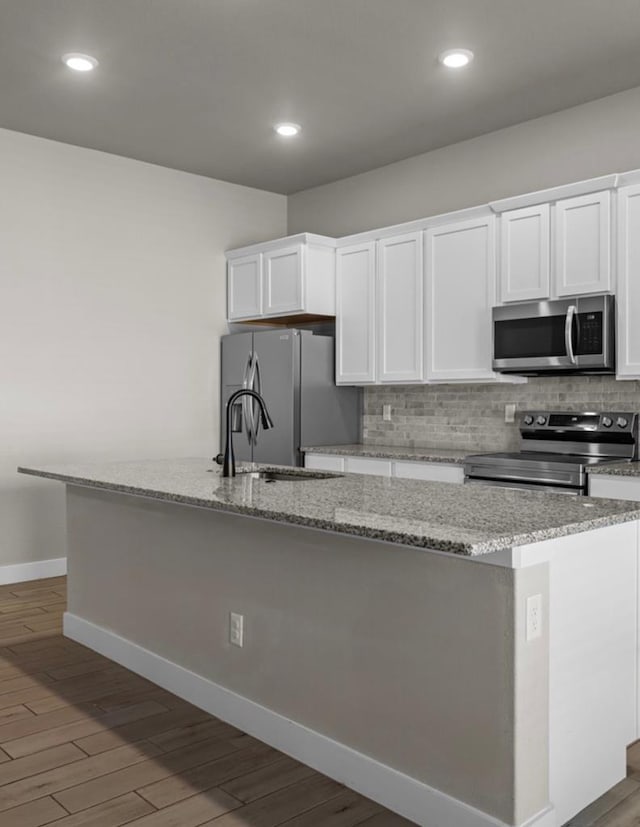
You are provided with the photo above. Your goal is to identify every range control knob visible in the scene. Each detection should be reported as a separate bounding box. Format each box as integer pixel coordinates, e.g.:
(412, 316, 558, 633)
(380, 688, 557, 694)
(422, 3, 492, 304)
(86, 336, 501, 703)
(617, 417, 629, 429)
(523, 415, 534, 426)
(536, 415, 547, 426)
(601, 416, 613, 428)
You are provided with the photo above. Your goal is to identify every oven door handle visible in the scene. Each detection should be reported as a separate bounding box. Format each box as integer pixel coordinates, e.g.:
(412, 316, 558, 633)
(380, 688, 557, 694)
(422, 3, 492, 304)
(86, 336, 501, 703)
(565, 305, 577, 365)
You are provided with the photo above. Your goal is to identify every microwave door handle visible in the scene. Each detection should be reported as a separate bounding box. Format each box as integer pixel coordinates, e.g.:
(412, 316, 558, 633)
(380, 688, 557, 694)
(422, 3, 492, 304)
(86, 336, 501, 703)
(565, 305, 577, 365)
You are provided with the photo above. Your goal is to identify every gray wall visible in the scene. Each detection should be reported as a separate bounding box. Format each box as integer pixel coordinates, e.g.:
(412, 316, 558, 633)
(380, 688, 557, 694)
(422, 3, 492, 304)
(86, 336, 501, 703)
(67, 485, 549, 825)
(288, 85, 640, 237)
(0, 128, 286, 569)
(364, 377, 640, 452)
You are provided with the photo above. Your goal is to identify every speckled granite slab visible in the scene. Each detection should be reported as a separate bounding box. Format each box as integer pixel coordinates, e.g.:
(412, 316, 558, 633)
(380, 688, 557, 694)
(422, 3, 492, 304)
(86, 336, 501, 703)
(301, 444, 469, 464)
(18, 458, 640, 557)
(589, 461, 640, 477)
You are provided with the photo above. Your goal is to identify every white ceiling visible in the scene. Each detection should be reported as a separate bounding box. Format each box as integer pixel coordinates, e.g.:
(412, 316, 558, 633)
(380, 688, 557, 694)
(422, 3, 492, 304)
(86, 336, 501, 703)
(2, 0, 640, 194)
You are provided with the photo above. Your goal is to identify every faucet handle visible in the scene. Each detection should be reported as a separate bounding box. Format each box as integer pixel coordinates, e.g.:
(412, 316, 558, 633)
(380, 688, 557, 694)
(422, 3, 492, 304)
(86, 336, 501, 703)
(214, 454, 224, 465)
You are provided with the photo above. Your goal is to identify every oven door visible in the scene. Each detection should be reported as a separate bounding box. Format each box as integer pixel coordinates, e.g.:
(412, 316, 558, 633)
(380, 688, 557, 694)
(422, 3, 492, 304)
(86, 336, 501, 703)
(465, 477, 584, 496)
(492, 294, 614, 374)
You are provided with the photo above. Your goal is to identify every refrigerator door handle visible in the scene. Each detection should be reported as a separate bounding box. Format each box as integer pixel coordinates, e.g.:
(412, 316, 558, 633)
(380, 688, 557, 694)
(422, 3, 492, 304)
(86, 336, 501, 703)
(250, 355, 263, 446)
(242, 353, 254, 445)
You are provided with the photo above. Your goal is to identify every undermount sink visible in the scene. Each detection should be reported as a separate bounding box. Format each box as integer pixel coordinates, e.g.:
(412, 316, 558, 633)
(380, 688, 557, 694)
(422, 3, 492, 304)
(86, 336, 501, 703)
(256, 470, 342, 482)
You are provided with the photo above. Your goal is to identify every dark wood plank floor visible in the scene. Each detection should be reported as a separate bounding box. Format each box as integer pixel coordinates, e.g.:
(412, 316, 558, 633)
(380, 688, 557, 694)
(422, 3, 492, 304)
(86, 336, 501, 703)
(0, 576, 637, 826)
(0, 577, 412, 826)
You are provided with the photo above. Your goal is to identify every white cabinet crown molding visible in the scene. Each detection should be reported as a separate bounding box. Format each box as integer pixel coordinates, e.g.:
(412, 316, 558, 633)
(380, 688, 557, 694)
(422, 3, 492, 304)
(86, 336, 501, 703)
(226, 232, 337, 259)
(615, 169, 640, 188)
(335, 205, 493, 248)
(489, 173, 618, 214)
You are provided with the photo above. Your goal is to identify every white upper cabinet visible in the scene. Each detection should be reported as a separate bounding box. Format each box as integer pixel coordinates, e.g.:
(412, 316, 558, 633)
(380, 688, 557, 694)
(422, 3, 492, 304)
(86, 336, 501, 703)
(227, 253, 262, 320)
(263, 244, 304, 315)
(426, 216, 497, 382)
(336, 242, 376, 384)
(496, 188, 613, 303)
(226, 234, 336, 322)
(500, 204, 550, 302)
(554, 191, 611, 296)
(377, 232, 424, 383)
(616, 184, 640, 378)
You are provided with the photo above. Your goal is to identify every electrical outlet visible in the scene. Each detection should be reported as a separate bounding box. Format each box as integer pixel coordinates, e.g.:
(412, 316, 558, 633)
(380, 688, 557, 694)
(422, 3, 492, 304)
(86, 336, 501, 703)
(505, 403, 516, 424)
(229, 612, 244, 647)
(526, 594, 542, 641)
(383, 404, 392, 421)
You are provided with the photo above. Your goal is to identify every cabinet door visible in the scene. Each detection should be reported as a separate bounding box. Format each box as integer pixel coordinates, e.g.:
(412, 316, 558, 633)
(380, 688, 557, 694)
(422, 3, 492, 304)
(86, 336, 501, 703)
(263, 244, 304, 315)
(304, 454, 345, 472)
(377, 232, 424, 383)
(500, 204, 550, 302)
(227, 254, 262, 320)
(336, 242, 376, 384)
(393, 461, 464, 484)
(555, 191, 611, 296)
(426, 216, 496, 382)
(344, 457, 392, 476)
(617, 185, 640, 378)
(589, 475, 640, 501)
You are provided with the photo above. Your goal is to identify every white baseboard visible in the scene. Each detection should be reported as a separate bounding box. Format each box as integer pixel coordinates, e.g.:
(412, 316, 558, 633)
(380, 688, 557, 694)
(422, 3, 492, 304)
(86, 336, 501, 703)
(64, 612, 556, 827)
(0, 557, 66, 586)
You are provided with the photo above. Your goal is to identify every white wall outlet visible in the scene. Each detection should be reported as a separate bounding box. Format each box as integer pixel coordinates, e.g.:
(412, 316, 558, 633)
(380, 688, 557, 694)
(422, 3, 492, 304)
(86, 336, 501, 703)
(229, 612, 244, 647)
(526, 594, 542, 641)
(505, 403, 516, 424)
(383, 404, 392, 421)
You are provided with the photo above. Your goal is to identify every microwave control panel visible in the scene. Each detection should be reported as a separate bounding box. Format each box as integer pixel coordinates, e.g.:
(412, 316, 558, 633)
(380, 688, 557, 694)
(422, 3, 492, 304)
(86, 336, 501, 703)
(578, 311, 603, 355)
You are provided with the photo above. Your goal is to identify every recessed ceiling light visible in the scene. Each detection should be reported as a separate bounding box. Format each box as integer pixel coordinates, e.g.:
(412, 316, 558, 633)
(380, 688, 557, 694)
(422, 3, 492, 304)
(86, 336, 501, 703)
(62, 53, 99, 72)
(274, 123, 301, 138)
(438, 49, 474, 69)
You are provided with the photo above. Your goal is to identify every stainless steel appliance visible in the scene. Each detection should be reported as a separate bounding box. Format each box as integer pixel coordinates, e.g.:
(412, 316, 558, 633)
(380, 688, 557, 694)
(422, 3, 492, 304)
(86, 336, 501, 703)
(465, 411, 638, 495)
(220, 329, 361, 467)
(492, 294, 615, 375)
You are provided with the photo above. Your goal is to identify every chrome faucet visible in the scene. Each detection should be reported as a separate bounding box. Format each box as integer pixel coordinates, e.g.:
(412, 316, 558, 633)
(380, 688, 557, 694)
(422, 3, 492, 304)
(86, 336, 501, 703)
(216, 389, 274, 477)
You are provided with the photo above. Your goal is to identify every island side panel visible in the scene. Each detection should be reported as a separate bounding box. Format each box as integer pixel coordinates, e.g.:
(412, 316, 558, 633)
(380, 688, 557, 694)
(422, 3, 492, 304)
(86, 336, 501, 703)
(65, 484, 549, 825)
(519, 522, 638, 826)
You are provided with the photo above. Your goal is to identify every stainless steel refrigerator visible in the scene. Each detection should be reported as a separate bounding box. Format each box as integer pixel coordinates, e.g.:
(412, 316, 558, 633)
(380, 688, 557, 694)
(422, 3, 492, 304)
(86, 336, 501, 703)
(220, 329, 361, 466)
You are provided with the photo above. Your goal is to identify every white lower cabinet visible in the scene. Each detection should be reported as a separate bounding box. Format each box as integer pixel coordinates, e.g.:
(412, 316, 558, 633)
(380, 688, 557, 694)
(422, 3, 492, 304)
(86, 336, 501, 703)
(393, 461, 464, 484)
(425, 215, 497, 382)
(305, 454, 345, 472)
(305, 453, 464, 483)
(589, 475, 640, 501)
(345, 457, 392, 476)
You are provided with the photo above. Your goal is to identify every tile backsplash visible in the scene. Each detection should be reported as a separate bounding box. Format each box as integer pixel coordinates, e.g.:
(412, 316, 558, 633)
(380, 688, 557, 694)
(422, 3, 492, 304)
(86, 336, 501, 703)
(364, 377, 640, 453)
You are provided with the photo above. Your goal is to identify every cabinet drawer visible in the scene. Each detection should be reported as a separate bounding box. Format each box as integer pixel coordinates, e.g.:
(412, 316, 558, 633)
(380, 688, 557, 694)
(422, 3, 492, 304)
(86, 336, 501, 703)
(304, 454, 345, 472)
(344, 457, 392, 476)
(589, 475, 640, 502)
(393, 461, 464, 484)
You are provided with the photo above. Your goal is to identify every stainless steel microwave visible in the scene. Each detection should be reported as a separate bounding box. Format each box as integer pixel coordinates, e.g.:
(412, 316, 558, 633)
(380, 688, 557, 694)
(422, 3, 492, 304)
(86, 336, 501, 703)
(492, 294, 615, 375)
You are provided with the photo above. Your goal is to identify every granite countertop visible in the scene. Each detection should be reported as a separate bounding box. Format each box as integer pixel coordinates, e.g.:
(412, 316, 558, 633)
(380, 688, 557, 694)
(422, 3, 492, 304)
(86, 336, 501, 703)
(588, 461, 640, 477)
(301, 444, 470, 464)
(18, 458, 640, 557)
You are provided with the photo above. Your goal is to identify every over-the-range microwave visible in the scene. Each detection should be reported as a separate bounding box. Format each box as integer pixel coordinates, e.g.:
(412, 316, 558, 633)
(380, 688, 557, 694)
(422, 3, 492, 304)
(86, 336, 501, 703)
(492, 294, 615, 375)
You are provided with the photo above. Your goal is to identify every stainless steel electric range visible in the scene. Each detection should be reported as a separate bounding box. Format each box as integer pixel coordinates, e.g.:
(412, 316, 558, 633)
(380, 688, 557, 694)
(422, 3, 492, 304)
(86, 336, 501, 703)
(464, 411, 639, 495)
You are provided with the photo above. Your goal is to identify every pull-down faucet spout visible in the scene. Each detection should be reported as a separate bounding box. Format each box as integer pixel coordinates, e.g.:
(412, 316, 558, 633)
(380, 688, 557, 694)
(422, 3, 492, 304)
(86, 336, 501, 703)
(217, 389, 274, 477)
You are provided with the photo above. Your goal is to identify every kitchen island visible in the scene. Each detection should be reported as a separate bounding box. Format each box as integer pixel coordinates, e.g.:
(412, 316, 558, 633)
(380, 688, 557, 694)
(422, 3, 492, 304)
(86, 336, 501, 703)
(18, 458, 640, 827)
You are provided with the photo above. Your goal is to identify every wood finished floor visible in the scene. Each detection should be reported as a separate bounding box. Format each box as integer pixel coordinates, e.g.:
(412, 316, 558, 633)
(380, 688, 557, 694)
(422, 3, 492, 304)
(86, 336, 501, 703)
(0, 578, 637, 826)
